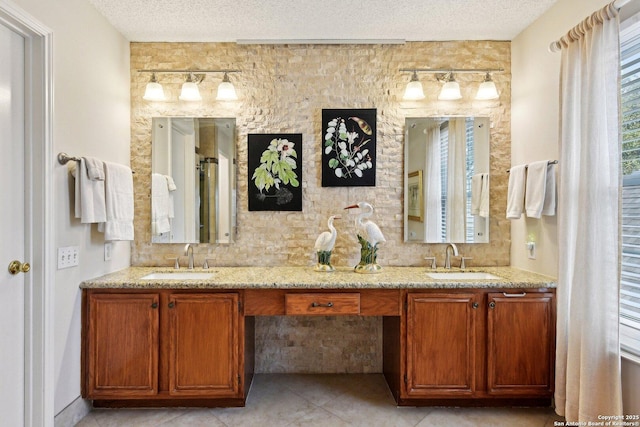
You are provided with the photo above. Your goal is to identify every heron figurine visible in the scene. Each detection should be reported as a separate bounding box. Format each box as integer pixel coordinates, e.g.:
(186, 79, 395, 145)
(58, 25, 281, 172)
(313, 215, 340, 272)
(344, 202, 385, 273)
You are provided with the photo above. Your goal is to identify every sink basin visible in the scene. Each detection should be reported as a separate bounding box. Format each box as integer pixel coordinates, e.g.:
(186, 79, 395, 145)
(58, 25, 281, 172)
(140, 272, 215, 280)
(426, 272, 502, 280)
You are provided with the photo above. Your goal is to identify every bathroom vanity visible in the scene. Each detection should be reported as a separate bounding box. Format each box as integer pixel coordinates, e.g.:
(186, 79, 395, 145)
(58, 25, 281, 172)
(80, 266, 556, 408)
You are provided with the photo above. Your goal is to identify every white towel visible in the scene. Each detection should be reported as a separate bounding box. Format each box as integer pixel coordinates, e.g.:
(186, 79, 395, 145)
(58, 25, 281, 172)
(525, 160, 551, 219)
(479, 173, 490, 218)
(165, 175, 177, 219)
(165, 175, 177, 191)
(471, 173, 490, 218)
(541, 163, 556, 216)
(72, 158, 107, 224)
(83, 156, 105, 181)
(152, 173, 171, 235)
(99, 162, 134, 240)
(506, 164, 527, 219)
(471, 174, 483, 215)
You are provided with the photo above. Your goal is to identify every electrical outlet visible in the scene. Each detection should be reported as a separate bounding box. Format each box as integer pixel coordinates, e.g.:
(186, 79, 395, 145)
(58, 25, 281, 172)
(526, 241, 536, 260)
(57, 246, 79, 269)
(104, 242, 112, 261)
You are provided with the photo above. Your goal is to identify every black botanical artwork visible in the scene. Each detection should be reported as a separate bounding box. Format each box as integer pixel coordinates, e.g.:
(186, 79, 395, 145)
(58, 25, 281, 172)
(248, 133, 302, 211)
(322, 108, 376, 187)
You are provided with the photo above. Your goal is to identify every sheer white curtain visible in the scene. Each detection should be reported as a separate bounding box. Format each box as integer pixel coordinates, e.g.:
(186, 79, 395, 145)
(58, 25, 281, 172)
(555, 2, 623, 422)
(446, 118, 466, 242)
(424, 125, 442, 242)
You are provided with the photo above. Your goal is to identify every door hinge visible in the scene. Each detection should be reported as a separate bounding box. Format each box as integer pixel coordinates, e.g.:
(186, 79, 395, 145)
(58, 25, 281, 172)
(404, 374, 408, 384)
(404, 300, 408, 311)
(238, 374, 242, 385)
(238, 300, 242, 311)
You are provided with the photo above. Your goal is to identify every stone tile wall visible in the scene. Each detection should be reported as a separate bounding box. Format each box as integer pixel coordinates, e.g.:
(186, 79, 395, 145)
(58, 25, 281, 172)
(255, 316, 383, 373)
(130, 41, 511, 372)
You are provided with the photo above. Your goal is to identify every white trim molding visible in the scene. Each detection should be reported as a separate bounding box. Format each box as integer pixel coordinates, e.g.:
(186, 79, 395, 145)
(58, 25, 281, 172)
(0, 2, 54, 426)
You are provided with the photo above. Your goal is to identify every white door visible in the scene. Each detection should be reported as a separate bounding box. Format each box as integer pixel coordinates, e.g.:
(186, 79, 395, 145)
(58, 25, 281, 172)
(0, 22, 26, 425)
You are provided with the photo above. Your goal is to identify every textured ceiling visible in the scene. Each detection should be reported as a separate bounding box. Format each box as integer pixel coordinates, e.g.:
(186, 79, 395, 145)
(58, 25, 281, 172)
(87, 0, 559, 42)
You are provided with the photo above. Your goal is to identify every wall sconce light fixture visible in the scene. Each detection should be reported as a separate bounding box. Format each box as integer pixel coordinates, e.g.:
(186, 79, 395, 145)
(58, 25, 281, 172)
(179, 73, 204, 101)
(400, 68, 503, 101)
(403, 71, 425, 100)
(475, 72, 499, 100)
(143, 73, 166, 101)
(138, 69, 241, 102)
(216, 72, 238, 101)
(437, 72, 462, 100)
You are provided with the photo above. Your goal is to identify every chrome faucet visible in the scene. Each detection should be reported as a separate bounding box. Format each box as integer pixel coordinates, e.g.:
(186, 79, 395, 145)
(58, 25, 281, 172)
(444, 243, 459, 269)
(184, 244, 194, 269)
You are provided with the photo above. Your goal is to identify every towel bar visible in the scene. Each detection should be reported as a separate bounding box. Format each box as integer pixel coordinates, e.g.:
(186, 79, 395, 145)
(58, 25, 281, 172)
(507, 160, 557, 173)
(57, 152, 135, 173)
(57, 152, 80, 165)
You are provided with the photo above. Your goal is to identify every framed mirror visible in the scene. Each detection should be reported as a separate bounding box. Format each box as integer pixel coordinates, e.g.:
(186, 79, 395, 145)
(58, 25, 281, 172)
(151, 117, 236, 244)
(404, 116, 490, 243)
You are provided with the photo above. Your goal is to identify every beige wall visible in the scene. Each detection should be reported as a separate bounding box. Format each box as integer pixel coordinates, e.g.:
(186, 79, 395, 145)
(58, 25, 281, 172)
(511, 0, 614, 276)
(511, 0, 640, 415)
(13, 0, 131, 416)
(130, 41, 512, 269)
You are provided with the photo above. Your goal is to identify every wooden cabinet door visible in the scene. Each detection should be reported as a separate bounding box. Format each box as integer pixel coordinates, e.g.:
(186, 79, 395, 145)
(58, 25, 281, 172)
(168, 293, 240, 397)
(486, 292, 555, 396)
(86, 293, 159, 398)
(405, 292, 478, 397)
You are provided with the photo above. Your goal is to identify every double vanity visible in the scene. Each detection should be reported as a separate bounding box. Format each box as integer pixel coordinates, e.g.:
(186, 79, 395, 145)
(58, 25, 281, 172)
(80, 266, 556, 408)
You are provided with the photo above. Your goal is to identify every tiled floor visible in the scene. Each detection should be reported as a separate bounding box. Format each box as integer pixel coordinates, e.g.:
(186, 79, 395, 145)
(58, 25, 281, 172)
(76, 374, 564, 427)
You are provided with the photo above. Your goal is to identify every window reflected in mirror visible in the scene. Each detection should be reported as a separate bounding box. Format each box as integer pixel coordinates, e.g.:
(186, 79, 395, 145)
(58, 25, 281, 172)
(404, 117, 490, 243)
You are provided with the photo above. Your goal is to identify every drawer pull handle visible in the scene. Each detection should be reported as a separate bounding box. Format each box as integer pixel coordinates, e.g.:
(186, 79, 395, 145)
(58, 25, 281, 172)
(168, 301, 175, 308)
(151, 302, 158, 309)
(472, 302, 479, 309)
(311, 302, 333, 308)
(502, 292, 527, 297)
(489, 301, 496, 309)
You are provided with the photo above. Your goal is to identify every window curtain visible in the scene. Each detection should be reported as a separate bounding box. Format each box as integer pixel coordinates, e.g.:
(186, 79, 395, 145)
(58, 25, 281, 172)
(555, 2, 623, 422)
(424, 125, 442, 242)
(446, 118, 466, 242)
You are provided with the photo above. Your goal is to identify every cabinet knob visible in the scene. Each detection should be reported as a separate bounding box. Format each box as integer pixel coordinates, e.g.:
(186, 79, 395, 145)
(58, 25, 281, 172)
(168, 301, 175, 308)
(472, 302, 479, 309)
(489, 301, 496, 309)
(151, 302, 158, 309)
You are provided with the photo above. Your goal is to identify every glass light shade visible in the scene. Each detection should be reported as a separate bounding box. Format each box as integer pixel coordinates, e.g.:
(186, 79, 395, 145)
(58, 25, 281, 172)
(216, 81, 237, 101)
(438, 81, 462, 100)
(143, 82, 165, 101)
(179, 82, 202, 101)
(216, 73, 238, 101)
(475, 80, 499, 100)
(403, 81, 425, 100)
(403, 72, 425, 100)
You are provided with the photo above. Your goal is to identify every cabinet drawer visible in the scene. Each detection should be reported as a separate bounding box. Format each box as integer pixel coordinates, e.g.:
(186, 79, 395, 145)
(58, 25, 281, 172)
(285, 293, 360, 315)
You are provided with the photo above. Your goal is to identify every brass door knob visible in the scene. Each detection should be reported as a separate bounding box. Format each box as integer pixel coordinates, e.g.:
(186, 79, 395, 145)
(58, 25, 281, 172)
(8, 260, 31, 275)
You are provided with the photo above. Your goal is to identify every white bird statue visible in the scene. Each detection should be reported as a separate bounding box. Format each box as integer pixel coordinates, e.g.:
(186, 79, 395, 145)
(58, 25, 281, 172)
(314, 215, 341, 253)
(314, 215, 341, 272)
(344, 202, 386, 247)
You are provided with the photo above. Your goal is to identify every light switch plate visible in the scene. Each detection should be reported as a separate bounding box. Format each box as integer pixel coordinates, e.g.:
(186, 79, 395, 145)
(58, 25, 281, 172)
(57, 246, 79, 269)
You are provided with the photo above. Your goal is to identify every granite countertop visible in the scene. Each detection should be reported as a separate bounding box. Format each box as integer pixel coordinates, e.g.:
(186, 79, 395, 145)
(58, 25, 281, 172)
(80, 266, 556, 290)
